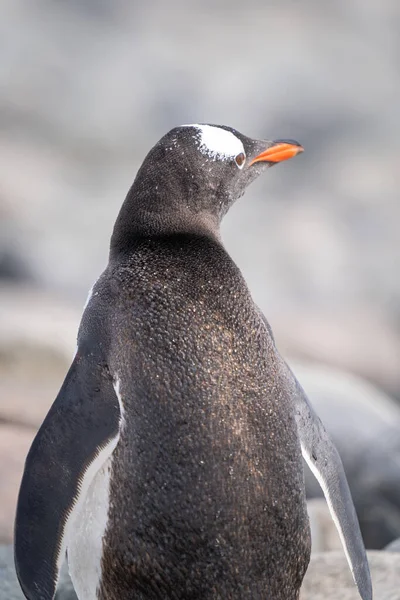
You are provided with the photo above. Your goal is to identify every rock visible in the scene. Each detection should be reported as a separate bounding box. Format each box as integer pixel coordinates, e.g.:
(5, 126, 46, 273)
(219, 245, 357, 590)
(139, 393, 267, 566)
(0, 426, 35, 544)
(300, 551, 400, 600)
(307, 498, 341, 554)
(0, 545, 78, 600)
(0, 285, 78, 429)
(0, 545, 24, 600)
(384, 538, 400, 553)
(274, 311, 400, 401)
(0, 249, 31, 283)
(291, 360, 400, 549)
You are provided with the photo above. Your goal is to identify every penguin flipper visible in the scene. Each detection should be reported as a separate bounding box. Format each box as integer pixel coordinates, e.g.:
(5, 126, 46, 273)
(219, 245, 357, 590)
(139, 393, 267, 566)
(14, 353, 121, 600)
(283, 360, 373, 600)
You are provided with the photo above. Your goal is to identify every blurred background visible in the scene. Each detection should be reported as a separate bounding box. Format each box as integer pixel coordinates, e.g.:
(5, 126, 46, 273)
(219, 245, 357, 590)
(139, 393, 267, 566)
(1, 0, 399, 553)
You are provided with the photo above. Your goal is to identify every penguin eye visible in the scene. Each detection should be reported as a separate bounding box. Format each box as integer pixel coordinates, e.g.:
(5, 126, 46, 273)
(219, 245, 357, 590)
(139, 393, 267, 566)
(235, 152, 246, 169)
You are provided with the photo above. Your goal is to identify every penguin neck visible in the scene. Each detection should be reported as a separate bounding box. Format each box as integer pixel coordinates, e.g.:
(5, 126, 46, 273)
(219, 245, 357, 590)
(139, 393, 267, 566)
(110, 170, 222, 258)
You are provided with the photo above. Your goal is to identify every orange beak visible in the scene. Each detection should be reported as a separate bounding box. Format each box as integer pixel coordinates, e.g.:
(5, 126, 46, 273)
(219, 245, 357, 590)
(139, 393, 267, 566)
(250, 140, 304, 165)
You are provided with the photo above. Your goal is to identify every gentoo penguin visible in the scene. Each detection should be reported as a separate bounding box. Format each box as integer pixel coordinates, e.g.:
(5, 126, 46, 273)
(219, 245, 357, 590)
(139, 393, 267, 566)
(15, 124, 372, 600)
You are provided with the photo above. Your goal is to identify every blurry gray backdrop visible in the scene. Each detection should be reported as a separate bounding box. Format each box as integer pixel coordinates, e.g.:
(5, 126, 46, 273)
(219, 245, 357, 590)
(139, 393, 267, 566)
(1, 0, 400, 551)
(0, 0, 399, 396)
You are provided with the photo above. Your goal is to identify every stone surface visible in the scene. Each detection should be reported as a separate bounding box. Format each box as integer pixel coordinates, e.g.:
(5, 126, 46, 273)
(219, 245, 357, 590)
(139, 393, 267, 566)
(300, 551, 400, 600)
(0, 545, 24, 600)
(293, 360, 400, 549)
(0, 285, 77, 429)
(0, 426, 35, 544)
(384, 538, 400, 553)
(307, 498, 341, 554)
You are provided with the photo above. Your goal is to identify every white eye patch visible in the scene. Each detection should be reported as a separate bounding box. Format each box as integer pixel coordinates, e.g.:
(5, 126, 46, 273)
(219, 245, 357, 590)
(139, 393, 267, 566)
(186, 124, 245, 162)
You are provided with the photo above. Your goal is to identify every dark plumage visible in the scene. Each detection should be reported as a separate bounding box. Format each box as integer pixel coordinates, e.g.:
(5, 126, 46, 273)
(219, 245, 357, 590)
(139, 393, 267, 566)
(15, 124, 371, 600)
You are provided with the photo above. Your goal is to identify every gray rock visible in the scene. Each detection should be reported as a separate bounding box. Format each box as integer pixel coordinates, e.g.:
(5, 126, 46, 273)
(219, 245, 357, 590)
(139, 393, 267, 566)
(0, 285, 78, 430)
(0, 426, 35, 544)
(307, 498, 341, 554)
(384, 538, 400, 553)
(0, 545, 24, 600)
(301, 551, 400, 600)
(0, 545, 77, 600)
(291, 360, 400, 549)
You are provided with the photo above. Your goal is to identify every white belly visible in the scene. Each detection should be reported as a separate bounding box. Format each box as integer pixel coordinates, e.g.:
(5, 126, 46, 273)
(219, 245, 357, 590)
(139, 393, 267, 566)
(67, 457, 113, 600)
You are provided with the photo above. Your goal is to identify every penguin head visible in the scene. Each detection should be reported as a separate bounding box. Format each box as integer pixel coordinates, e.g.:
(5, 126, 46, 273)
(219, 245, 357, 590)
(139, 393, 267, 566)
(112, 124, 303, 247)
(146, 124, 303, 217)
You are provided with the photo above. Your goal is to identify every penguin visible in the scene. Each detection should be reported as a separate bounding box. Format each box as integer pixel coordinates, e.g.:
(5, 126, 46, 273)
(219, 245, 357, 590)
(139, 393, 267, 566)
(14, 124, 372, 600)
